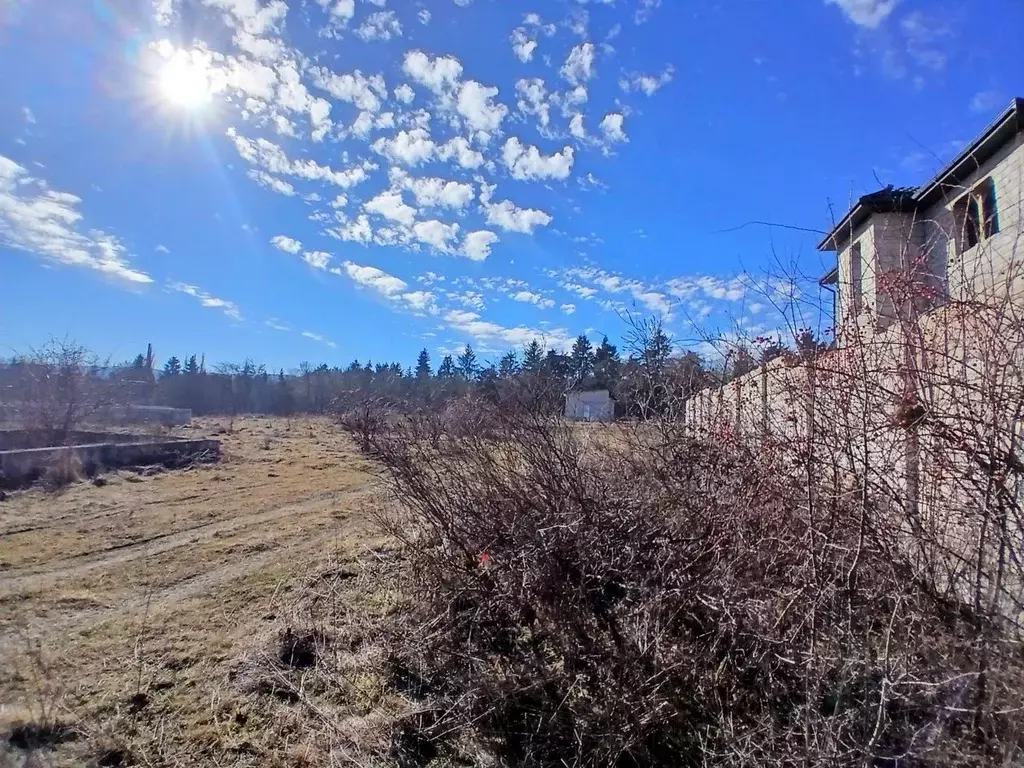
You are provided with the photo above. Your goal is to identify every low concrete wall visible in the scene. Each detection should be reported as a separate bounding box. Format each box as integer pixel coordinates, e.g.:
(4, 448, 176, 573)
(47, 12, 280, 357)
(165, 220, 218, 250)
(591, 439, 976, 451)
(0, 403, 192, 427)
(0, 438, 220, 488)
(0, 430, 149, 451)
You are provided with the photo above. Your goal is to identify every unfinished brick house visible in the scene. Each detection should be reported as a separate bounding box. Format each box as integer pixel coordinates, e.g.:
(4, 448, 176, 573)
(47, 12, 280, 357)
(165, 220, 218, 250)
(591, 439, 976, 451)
(819, 97, 1024, 345)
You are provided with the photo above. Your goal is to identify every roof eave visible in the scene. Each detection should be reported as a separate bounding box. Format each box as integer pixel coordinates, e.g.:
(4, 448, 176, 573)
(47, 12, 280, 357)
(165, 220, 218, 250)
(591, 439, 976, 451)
(915, 97, 1024, 207)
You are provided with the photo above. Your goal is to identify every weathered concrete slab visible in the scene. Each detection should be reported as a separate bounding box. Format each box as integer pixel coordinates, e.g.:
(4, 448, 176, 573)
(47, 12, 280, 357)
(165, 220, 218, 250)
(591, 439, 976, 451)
(0, 438, 220, 488)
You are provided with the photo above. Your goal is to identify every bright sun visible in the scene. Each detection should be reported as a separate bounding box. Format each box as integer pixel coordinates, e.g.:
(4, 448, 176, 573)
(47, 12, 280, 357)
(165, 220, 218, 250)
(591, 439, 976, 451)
(158, 53, 213, 110)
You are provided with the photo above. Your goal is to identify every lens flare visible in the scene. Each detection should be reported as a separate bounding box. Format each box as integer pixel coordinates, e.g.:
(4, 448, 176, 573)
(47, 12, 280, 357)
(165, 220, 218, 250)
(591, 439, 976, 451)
(158, 51, 213, 110)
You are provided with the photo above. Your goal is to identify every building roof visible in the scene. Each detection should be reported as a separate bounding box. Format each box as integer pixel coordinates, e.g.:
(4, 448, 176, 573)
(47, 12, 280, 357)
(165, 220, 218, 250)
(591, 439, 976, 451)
(817, 97, 1024, 257)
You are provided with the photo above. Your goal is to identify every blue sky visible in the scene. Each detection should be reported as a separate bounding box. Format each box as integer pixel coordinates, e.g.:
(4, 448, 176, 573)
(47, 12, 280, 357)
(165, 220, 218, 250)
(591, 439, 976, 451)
(1, 0, 1022, 370)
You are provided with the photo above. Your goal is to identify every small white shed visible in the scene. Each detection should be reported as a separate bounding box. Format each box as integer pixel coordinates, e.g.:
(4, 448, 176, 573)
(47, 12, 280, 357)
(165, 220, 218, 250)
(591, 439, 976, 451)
(564, 390, 614, 422)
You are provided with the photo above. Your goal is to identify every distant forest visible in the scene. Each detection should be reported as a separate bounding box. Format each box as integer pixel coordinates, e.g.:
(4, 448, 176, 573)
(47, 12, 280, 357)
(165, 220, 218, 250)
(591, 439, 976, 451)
(1, 326, 828, 420)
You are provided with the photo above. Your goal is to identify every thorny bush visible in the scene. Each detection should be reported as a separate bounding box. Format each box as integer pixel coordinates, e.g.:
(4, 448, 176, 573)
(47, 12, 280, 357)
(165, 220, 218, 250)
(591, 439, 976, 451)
(342, 400, 1024, 767)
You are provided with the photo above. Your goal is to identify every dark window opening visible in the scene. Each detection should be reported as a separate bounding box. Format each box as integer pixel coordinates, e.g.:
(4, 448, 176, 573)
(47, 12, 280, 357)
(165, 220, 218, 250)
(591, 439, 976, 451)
(955, 178, 999, 254)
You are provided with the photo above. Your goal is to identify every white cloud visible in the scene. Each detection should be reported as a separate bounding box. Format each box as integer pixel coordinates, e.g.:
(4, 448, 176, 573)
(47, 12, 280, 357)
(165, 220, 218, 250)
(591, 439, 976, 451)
(394, 83, 415, 104)
(330, 193, 348, 208)
(600, 113, 627, 143)
(316, 0, 354, 21)
(302, 250, 332, 269)
(342, 260, 408, 295)
(512, 290, 555, 309)
(485, 199, 553, 234)
(0, 155, 151, 284)
(666, 275, 748, 302)
(403, 50, 463, 93)
(418, 9, 431, 23)
(511, 28, 538, 62)
(274, 61, 332, 135)
(155, 244, 170, 253)
(371, 128, 436, 166)
(331, 213, 373, 243)
(560, 42, 596, 86)
(561, 303, 577, 314)
(356, 10, 402, 40)
(247, 169, 297, 196)
(413, 219, 460, 251)
(350, 110, 374, 137)
(301, 330, 336, 347)
(569, 113, 586, 139)
(824, 0, 897, 28)
(620, 65, 674, 96)
(457, 80, 508, 133)
(437, 136, 484, 168)
(153, 0, 176, 25)
(515, 78, 550, 127)
(227, 128, 368, 187)
(401, 290, 435, 312)
(226, 58, 278, 101)
(502, 137, 574, 180)
(444, 309, 573, 351)
(364, 189, 418, 226)
(635, 0, 661, 23)
(310, 67, 385, 112)
(562, 282, 598, 299)
(169, 281, 242, 320)
(462, 230, 498, 260)
(579, 172, 608, 190)
(399, 174, 475, 209)
(561, 266, 677, 318)
(270, 234, 302, 253)
(21, 106, 36, 124)
(203, 0, 288, 36)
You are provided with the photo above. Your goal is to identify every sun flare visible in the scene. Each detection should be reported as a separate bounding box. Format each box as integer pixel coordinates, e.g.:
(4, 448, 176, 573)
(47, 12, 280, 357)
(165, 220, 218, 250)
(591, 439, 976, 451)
(158, 52, 213, 110)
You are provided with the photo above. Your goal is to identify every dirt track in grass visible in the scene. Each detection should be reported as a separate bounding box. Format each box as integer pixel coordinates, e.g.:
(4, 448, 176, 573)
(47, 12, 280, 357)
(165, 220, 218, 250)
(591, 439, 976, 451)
(0, 416, 389, 767)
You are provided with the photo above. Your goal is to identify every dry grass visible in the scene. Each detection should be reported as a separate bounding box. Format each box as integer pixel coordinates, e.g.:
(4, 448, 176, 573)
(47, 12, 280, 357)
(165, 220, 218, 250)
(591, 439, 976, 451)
(0, 416, 398, 767)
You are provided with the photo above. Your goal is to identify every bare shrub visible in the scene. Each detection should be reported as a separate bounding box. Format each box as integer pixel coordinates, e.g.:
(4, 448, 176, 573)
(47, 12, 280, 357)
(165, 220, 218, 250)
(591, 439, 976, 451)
(12, 338, 107, 442)
(339, 398, 1024, 766)
(41, 448, 83, 489)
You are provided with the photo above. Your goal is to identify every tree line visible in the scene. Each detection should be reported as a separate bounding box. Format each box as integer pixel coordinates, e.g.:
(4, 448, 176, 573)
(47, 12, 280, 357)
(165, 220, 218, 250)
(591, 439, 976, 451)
(1, 325, 829, 423)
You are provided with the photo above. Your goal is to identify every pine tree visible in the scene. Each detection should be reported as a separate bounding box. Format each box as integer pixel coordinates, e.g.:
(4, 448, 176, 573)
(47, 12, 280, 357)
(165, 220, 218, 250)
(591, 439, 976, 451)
(163, 356, 182, 376)
(570, 334, 594, 384)
(131, 353, 146, 369)
(457, 344, 478, 379)
(498, 350, 519, 378)
(593, 336, 621, 391)
(522, 340, 544, 374)
(183, 355, 200, 376)
(415, 348, 432, 379)
(544, 349, 571, 378)
(437, 355, 457, 378)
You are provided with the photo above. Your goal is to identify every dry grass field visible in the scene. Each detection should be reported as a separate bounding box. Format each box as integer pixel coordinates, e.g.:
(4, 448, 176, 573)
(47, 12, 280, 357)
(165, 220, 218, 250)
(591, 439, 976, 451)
(0, 417, 407, 767)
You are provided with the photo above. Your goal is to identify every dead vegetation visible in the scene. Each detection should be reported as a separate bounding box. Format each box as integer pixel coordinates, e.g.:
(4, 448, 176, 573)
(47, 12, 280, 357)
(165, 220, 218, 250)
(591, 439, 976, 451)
(334, 390, 1024, 766)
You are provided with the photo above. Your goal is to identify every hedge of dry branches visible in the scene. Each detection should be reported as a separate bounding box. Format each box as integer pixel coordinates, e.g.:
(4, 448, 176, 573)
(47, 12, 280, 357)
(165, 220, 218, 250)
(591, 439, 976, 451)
(340, 397, 1024, 766)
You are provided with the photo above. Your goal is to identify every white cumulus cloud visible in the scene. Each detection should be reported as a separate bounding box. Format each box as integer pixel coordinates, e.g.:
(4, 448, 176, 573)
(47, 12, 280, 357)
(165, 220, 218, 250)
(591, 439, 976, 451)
(457, 80, 509, 133)
(462, 230, 498, 260)
(270, 234, 302, 253)
(824, 0, 897, 27)
(364, 189, 418, 226)
(484, 199, 553, 234)
(502, 137, 574, 180)
(600, 113, 627, 142)
(403, 50, 463, 93)
(560, 42, 596, 86)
